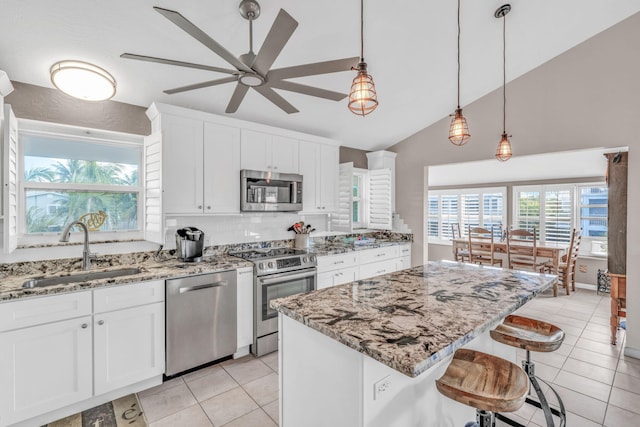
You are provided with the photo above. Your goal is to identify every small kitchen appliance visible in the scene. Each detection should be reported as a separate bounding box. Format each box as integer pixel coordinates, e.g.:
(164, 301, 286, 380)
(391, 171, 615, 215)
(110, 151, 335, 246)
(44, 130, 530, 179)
(175, 227, 205, 262)
(230, 247, 316, 356)
(241, 169, 303, 212)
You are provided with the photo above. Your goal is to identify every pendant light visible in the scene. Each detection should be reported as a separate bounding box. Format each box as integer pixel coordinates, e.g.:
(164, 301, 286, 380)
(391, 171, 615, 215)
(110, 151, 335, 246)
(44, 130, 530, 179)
(348, 0, 378, 116)
(448, 0, 470, 146)
(495, 4, 512, 161)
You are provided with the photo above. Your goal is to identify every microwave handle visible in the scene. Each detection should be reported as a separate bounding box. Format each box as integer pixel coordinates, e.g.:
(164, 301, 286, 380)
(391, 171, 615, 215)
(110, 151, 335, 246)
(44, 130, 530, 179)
(291, 181, 301, 203)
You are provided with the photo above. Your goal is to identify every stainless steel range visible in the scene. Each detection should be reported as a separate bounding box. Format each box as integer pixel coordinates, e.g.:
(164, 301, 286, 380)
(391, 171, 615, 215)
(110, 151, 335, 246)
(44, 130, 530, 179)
(231, 247, 317, 356)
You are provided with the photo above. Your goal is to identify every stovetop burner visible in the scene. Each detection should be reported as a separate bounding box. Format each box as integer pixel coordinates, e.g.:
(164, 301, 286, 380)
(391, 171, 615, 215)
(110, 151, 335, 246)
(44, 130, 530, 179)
(231, 247, 307, 261)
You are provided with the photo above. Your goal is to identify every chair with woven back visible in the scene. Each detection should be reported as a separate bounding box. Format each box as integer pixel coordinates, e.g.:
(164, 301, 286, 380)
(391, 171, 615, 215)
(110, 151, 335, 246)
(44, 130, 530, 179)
(506, 228, 546, 273)
(467, 225, 501, 266)
(451, 223, 469, 262)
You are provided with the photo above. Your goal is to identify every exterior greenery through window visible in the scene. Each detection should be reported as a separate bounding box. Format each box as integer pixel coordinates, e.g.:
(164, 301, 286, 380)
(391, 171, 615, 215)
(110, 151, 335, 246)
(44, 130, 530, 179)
(428, 187, 507, 243)
(20, 124, 142, 238)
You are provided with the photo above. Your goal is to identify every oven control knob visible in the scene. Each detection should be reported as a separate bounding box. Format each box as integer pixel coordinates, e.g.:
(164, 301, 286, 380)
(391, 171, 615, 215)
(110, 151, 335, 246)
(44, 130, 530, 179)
(303, 257, 308, 263)
(258, 263, 264, 270)
(310, 255, 316, 262)
(268, 262, 274, 268)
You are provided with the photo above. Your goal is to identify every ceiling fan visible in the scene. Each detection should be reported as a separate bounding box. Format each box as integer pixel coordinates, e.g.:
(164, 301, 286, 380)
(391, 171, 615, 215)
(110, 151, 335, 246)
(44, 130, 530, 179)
(121, 0, 359, 114)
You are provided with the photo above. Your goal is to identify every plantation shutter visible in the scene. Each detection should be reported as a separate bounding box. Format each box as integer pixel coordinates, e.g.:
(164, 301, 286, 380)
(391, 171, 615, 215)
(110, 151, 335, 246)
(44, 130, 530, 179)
(3, 106, 18, 253)
(368, 168, 392, 230)
(332, 162, 353, 232)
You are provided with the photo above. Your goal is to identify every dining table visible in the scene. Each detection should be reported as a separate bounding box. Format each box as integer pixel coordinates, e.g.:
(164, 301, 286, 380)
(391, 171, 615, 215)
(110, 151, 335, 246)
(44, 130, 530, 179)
(452, 238, 568, 274)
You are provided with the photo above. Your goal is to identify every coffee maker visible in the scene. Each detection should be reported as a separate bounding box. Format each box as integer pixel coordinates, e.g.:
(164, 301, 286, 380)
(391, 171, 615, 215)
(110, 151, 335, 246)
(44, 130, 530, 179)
(175, 227, 205, 262)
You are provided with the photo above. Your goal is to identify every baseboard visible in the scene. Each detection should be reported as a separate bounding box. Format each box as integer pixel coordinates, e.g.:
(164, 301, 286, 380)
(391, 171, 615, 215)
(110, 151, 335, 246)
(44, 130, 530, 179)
(575, 282, 597, 291)
(623, 346, 640, 360)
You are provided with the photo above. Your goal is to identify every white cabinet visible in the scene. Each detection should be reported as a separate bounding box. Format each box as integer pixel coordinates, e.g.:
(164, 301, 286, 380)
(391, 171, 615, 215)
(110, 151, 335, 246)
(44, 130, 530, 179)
(241, 129, 299, 174)
(0, 281, 165, 426)
(318, 266, 359, 290)
(160, 115, 241, 215)
(93, 281, 165, 395)
(235, 267, 254, 357)
(299, 141, 338, 213)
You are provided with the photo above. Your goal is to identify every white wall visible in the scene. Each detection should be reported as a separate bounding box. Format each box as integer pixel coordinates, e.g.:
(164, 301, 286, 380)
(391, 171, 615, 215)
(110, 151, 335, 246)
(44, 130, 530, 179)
(389, 12, 640, 356)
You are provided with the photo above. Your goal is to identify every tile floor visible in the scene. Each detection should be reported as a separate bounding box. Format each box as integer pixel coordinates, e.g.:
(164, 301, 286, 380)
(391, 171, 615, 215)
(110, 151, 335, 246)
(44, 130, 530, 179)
(137, 288, 639, 426)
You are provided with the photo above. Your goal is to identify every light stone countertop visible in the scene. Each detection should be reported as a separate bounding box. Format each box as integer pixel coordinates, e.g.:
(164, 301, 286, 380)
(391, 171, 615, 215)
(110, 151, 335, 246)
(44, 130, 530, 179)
(271, 260, 557, 378)
(0, 255, 253, 302)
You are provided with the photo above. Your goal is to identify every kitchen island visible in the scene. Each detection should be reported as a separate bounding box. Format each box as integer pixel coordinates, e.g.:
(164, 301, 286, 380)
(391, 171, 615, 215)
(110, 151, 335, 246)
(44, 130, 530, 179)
(272, 261, 557, 427)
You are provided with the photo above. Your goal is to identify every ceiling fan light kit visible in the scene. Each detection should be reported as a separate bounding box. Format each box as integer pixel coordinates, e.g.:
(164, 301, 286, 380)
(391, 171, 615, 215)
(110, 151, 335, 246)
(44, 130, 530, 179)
(495, 3, 513, 162)
(50, 60, 116, 101)
(448, 0, 470, 146)
(348, 0, 378, 116)
(121, 1, 358, 114)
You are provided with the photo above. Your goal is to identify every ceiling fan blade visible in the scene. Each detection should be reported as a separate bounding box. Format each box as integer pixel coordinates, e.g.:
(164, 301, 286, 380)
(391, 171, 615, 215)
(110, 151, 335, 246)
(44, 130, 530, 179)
(121, 53, 237, 75)
(225, 84, 250, 113)
(254, 86, 299, 114)
(268, 57, 359, 80)
(269, 81, 347, 101)
(154, 6, 252, 73)
(164, 76, 238, 94)
(251, 9, 298, 76)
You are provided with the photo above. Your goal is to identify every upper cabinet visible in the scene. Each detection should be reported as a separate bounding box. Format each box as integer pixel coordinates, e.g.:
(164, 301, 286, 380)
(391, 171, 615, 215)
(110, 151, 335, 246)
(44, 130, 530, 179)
(299, 141, 338, 213)
(240, 129, 299, 174)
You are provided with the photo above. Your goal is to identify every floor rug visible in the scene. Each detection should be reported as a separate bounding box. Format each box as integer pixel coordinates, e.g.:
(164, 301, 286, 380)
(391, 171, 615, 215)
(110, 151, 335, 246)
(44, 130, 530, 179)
(43, 394, 147, 427)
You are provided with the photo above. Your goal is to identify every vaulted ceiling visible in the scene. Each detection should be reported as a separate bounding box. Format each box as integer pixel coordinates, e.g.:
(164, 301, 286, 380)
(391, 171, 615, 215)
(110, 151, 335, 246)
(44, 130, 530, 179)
(1, 1, 639, 150)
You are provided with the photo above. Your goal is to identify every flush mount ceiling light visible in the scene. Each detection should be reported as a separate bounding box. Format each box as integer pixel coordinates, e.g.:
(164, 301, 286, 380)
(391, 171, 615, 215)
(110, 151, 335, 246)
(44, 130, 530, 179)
(348, 0, 378, 116)
(495, 4, 513, 162)
(448, 0, 470, 146)
(50, 60, 116, 101)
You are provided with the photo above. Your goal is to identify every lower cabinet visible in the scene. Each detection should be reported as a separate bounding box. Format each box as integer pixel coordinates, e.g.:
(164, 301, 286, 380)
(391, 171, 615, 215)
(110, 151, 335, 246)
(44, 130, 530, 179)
(236, 267, 254, 356)
(0, 280, 165, 427)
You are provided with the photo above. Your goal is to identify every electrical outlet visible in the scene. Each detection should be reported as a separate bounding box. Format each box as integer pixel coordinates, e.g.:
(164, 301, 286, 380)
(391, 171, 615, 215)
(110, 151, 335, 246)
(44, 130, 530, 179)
(373, 375, 391, 400)
(579, 264, 587, 273)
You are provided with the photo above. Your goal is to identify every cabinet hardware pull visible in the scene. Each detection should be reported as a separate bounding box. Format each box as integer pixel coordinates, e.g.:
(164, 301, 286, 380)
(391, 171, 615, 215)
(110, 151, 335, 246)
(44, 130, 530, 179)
(198, 205, 203, 209)
(376, 253, 386, 257)
(207, 206, 211, 210)
(81, 323, 88, 329)
(97, 320, 105, 325)
(335, 260, 345, 264)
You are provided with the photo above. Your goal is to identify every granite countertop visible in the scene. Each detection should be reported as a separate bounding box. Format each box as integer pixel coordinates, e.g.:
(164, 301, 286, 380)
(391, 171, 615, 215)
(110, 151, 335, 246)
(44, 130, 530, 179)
(0, 255, 253, 302)
(272, 261, 557, 378)
(309, 240, 410, 256)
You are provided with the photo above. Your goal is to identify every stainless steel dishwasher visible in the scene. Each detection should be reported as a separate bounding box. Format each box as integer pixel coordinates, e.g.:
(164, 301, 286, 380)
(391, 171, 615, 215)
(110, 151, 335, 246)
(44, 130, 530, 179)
(166, 271, 237, 376)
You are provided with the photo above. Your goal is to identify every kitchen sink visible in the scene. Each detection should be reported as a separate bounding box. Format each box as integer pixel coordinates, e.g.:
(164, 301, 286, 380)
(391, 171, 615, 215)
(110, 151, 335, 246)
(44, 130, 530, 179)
(22, 267, 143, 289)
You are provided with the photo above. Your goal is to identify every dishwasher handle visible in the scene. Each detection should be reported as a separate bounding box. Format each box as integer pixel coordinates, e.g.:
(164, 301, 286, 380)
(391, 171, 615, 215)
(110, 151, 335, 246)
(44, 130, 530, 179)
(179, 280, 228, 294)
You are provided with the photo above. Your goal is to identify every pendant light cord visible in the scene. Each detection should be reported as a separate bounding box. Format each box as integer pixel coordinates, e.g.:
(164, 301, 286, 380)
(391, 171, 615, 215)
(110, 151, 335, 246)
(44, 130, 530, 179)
(360, 0, 364, 61)
(457, 0, 461, 108)
(502, 11, 506, 133)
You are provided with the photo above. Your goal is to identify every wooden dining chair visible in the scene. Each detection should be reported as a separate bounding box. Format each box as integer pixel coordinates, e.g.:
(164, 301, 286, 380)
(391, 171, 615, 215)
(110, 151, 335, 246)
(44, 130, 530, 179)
(468, 225, 501, 266)
(451, 223, 469, 262)
(547, 228, 576, 296)
(506, 228, 546, 273)
(569, 231, 581, 291)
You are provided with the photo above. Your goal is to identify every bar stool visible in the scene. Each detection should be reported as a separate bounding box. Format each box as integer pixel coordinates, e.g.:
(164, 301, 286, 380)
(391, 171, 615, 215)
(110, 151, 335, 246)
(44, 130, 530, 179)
(436, 348, 528, 427)
(490, 315, 566, 427)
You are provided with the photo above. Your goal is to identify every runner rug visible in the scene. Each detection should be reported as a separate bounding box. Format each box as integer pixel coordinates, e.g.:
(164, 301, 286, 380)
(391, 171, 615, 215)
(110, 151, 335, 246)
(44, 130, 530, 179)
(43, 394, 147, 427)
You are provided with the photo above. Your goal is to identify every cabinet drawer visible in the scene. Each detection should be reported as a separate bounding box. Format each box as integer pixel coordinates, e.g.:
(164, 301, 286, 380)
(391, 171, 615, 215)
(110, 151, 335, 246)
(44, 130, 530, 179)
(358, 246, 400, 265)
(317, 252, 358, 272)
(94, 280, 164, 313)
(398, 244, 411, 257)
(359, 259, 397, 280)
(333, 266, 359, 286)
(0, 292, 92, 332)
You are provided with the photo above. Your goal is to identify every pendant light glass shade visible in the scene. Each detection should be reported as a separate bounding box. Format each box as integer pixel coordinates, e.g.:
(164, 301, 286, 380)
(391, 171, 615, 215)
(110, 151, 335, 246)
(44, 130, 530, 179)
(348, 62, 378, 116)
(349, 0, 378, 116)
(448, 108, 470, 145)
(449, 0, 470, 146)
(50, 60, 116, 101)
(496, 132, 512, 161)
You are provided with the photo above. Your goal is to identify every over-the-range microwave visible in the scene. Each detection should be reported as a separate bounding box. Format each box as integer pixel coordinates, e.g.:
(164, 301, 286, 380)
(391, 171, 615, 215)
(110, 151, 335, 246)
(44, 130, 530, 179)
(240, 169, 303, 212)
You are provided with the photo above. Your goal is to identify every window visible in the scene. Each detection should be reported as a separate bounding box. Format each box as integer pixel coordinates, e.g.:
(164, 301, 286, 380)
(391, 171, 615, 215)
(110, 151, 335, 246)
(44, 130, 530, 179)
(19, 121, 143, 243)
(578, 184, 608, 255)
(427, 187, 507, 244)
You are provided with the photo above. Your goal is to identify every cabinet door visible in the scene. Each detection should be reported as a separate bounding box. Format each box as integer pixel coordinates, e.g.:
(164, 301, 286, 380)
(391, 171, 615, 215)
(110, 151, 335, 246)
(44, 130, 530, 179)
(0, 316, 93, 426)
(94, 302, 165, 395)
(271, 135, 299, 173)
(396, 256, 411, 271)
(204, 122, 241, 213)
(299, 141, 320, 213)
(241, 129, 271, 171)
(236, 267, 254, 350)
(162, 115, 204, 213)
(319, 144, 339, 211)
(359, 259, 397, 280)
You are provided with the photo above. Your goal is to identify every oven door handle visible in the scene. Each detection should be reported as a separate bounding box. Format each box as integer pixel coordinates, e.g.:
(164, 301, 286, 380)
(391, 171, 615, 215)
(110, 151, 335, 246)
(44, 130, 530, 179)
(258, 270, 316, 285)
(179, 281, 228, 294)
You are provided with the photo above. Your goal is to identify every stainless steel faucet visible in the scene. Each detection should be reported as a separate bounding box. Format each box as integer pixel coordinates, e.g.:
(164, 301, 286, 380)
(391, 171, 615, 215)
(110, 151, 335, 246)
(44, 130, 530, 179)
(59, 221, 96, 271)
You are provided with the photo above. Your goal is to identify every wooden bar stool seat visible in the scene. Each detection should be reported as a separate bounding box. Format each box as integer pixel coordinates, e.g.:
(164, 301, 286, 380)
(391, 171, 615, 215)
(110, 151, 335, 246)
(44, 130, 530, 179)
(436, 349, 528, 427)
(490, 315, 567, 427)
(490, 315, 564, 353)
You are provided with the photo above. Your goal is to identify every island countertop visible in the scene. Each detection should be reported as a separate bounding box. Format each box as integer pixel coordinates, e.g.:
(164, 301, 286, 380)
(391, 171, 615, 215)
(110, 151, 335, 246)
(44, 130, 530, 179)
(272, 261, 557, 378)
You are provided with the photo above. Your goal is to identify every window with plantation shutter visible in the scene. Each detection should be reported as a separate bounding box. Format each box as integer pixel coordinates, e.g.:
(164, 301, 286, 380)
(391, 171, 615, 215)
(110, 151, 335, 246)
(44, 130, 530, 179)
(460, 193, 479, 236)
(514, 184, 575, 244)
(544, 188, 572, 242)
